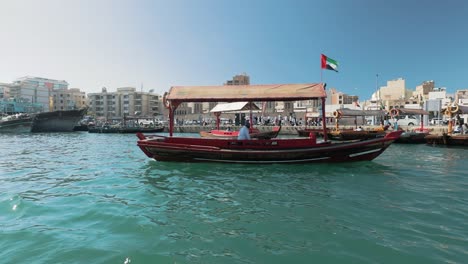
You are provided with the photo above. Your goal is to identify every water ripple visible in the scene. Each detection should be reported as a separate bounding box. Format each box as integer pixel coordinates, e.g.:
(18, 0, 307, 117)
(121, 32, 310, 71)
(1, 134, 467, 263)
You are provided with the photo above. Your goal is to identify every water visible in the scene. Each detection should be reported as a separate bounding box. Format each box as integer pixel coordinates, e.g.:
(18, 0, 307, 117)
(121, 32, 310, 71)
(1, 132, 467, 264)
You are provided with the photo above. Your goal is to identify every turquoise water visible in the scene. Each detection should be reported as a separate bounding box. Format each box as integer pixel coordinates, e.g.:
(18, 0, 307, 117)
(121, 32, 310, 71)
(1, 132, 467, 264)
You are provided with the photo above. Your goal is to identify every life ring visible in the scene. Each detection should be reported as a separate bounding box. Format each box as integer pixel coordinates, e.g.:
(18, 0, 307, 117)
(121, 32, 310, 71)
(450, 104, 459, 113)
(390, 108, 399, 117)
(162, 92, 170, 109)
(444, 109, 451, 116)
(333, 111, 342, 119)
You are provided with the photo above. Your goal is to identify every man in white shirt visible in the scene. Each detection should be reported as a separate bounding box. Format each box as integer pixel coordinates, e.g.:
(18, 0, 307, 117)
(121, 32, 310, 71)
(238, 122, 251, 140)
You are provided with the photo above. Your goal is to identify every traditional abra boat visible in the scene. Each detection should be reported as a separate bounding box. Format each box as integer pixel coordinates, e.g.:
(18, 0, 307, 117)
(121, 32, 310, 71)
(199, 102, 281, 139)
(391, 108, 430, 144)
(136, 83, 403, 164)
(325, 109, 388, 140)
(425, 104, 467, 146)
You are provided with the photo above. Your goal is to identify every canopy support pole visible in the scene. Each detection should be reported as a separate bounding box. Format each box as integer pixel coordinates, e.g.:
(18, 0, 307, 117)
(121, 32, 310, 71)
(321, 97, 328, 141)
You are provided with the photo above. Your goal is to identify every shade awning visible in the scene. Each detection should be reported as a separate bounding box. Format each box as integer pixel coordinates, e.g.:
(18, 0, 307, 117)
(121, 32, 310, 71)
(210, 102, 260, 113)
(391, 108, 429, 115)
(336, 108, 387, 117)
(166, 83, 326, 103)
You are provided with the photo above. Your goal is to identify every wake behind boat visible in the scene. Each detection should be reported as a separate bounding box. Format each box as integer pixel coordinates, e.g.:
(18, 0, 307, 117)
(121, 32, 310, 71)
(137, 83, 403, 164)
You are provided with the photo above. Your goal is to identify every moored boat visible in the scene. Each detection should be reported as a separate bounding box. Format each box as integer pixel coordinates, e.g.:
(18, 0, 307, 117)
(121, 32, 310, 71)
(31, 108, 87, 132)
(137, 82, 403, 164)
(424, 103, 467, 146)
(0, 113, 34, 133)
(389, 108, 430, 144)
(425, 134, 468, 146)
(199, 126, 281, 139)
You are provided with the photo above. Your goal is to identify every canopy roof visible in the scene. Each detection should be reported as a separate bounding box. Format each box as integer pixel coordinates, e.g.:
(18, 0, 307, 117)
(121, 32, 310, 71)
(336, 108, 387, 117)
(167, 83, 326, 103)
(210, 102, 260, 113)
(392, 108, 429, 115)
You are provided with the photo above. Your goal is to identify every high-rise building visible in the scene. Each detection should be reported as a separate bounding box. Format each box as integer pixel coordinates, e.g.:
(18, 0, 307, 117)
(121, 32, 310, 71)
(9, 76, 68, 111)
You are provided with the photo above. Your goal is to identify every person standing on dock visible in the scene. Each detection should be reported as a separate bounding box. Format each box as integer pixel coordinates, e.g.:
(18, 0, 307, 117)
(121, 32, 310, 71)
(238, 122, 251, 140)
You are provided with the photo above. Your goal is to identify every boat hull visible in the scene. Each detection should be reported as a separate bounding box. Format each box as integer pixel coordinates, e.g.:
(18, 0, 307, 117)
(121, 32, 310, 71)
(0, 117, 33, 133)
(137, 131, 403, 164)
(328, 130, 386, 140)
(395, 132, 428, 144)
(31, 108, 87, 132)
(425, 134, 468, 146)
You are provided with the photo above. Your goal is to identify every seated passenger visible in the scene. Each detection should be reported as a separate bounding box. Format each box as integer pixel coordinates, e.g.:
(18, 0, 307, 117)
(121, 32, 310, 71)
(237, 122, 251, 140)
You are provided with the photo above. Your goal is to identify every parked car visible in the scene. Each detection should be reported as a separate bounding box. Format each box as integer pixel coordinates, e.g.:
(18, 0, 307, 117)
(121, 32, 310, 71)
(393, 115, 420, 126)
(431, 118, 445, 125)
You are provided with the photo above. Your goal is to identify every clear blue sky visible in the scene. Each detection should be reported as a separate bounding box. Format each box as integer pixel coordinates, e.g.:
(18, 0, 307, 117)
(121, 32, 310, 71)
(1, 0, 467, 100)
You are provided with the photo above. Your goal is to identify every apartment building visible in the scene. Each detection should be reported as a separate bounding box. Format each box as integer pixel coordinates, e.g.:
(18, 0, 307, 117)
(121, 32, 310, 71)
(51, 88, 87, 111)
(87, 87, 161, 120)
(8, 76, 69, 111)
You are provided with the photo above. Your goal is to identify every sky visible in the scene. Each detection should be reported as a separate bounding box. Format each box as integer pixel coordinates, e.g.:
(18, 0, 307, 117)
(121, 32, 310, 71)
(1, 0, 467, 100)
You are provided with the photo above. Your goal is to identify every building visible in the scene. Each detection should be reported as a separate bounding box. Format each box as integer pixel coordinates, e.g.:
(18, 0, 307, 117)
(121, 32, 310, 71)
(51, 88, 87, 111)
(8, 76, 69, 111)
(0, 83, 10, 99)
(87, 87, 161, 121)
(415, 80, 435, 100)
(455, 89, 468, 106)
(225, 73, 250, 86)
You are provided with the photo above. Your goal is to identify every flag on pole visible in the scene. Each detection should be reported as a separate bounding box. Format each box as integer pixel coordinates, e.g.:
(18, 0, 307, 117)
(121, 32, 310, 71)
(321, 54, 339, 72)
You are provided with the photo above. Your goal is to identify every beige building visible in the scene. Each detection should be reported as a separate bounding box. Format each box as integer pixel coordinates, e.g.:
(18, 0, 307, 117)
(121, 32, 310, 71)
(415, 80, 435, 100)
(51, 88, 87, 111)
(87, 87, 161, 120)
(372, 78, 423, 109)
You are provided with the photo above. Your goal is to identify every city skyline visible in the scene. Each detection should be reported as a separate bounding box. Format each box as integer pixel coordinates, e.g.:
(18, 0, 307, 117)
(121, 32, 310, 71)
(1, 0, 467, 100)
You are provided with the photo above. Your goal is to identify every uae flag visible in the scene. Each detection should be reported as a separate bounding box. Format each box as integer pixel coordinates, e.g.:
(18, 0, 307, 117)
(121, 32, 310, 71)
(321, 54, 338, 72)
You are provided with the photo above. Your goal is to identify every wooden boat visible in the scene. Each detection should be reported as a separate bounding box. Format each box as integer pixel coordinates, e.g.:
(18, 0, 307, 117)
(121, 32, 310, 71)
(200, 126, 281, 139)
(136, 83, 403, 164)
(119, 126, 165, 134)
(389, 108, 430, 144)
(0, 113, 34, 133)
(328, 129, 386, 140)
(89, 124, 164, 133)
(323, 108, 388, 140)
(425, 134, 468, 146)
(137, 130, 403, 163)
(396, 129, 429, 144)
(424, 103, 467, 146)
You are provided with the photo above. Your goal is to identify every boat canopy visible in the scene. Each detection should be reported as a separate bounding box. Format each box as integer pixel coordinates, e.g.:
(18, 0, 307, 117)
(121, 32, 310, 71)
(166, 83, 326, 103)
(336, 108, 387, 117)
(393, 108, 429, 115)
(210, 102, 260, 113)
